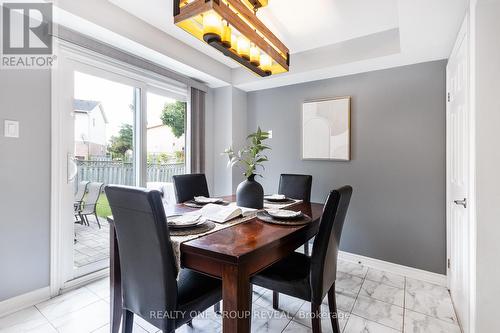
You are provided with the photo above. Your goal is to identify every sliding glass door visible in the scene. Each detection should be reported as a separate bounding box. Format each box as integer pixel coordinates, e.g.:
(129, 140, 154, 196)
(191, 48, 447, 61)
(55, 47, 188, 285)
(72, 70, 139, 277)
(145, 91, 187, 201)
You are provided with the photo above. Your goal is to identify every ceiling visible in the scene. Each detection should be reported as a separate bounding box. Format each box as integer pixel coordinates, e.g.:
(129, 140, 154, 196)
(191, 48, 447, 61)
(256, 0, 399, 53)
(107, 0, 468, 91)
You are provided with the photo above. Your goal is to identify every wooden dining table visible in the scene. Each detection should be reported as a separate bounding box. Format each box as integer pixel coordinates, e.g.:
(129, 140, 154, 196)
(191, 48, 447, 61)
(108, 195, 324, 333)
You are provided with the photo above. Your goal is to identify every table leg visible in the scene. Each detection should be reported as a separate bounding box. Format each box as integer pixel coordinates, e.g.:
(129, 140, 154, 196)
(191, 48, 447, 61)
(221, 265, 252, 333)
(110, 224, 122, 333)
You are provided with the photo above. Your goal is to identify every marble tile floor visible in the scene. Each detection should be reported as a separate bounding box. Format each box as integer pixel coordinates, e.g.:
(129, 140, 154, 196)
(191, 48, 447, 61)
(0, 260, 461, 333)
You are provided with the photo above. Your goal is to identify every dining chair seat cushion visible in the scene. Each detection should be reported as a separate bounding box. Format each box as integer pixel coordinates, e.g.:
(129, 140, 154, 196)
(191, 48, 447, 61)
(176, 268, 222, 317)
(251, 252, 312, 301)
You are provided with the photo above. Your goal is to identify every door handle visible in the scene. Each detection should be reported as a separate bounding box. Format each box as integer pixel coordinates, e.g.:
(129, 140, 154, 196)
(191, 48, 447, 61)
(454, 198, 467, 208)
(67, 153, 78, 183)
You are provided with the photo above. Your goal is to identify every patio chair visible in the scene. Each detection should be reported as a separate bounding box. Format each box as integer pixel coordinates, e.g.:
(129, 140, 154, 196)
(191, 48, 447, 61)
(79, 182, 104, 228)
(74, 181, 89, 224)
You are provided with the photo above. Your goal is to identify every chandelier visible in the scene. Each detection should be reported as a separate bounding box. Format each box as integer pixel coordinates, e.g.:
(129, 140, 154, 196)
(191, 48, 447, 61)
(174, 0, 290, 77)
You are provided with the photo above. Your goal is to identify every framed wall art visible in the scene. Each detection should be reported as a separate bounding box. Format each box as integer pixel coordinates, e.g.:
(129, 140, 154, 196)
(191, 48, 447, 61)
(302, 97, 351, 161)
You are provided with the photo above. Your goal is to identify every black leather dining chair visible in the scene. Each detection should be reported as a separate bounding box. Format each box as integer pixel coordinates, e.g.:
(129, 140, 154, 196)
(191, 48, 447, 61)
(278, 174, 313, 203)
(172, 173, 210, 203)
(105, 185, 222, 333)
(252, 186, 352, 333)
(278, 174, 313, 255)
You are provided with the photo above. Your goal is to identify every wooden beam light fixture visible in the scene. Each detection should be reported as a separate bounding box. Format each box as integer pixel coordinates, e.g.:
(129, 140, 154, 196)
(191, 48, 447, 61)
(174, 0, 289, 77)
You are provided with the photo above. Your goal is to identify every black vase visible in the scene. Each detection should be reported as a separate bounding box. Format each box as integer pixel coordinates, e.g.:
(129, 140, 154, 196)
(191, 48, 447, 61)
(236, 174, 264, 209)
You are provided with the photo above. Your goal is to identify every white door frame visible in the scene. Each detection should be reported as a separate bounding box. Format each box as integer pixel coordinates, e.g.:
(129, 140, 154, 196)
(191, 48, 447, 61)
(50, 39, 189, 295)
(446, 13, 476, 333)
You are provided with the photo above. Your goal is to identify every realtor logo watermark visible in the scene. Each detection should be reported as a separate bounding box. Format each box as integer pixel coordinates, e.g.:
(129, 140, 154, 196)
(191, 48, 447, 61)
(1, 2, 56, 69)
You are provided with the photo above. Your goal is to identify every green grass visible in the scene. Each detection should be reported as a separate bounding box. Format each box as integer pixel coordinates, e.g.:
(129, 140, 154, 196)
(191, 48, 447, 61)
(96, 194, 112, 218)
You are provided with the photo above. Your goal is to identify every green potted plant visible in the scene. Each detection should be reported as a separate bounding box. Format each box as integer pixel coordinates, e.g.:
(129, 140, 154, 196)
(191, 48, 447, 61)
(224, 127, 270, 209)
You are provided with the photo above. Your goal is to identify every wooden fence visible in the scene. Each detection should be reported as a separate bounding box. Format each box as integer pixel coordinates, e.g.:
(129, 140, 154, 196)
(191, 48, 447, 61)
(76, 160, 185, 185)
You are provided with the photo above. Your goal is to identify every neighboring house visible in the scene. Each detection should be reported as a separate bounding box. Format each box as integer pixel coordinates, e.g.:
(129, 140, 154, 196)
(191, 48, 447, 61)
(146, 124, 185, 155)
(73, 99, 108, 159)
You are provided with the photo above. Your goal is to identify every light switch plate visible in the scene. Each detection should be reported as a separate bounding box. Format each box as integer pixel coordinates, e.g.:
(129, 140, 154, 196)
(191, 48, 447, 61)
(4, 120, 19, 138)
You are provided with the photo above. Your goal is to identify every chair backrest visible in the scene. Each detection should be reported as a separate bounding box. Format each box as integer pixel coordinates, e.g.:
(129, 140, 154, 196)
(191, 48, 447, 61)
(309, 186, 352, 304)
(278, 174, 313, 202)
(85, 182, 103, 206)
(74, 181, 89, 201)
(105, 185, 178, 329)
(172, 173, 209, 203)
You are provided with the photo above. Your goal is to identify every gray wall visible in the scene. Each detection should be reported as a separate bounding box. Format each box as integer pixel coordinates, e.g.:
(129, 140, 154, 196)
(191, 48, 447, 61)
(212, 87, 233, 196)
(211, 86, 248, 196)
(0, 70, 51, 301)
(248, 60, 447, 274)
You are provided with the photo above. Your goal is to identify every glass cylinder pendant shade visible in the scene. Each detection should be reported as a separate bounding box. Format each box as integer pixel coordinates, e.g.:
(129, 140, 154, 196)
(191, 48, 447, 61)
(237, 36, 251, 60)
(230, 33, 238, 50)
(250, 45, 260, 66)
(221, 24, 232, 48)
(202, 12, 222, 42)
(174, 0, 290, 77)
(260, 53, 272, 73)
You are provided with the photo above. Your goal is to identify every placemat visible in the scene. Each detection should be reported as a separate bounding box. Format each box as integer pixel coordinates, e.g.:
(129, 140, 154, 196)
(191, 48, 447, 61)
(256, 211, 312, 226)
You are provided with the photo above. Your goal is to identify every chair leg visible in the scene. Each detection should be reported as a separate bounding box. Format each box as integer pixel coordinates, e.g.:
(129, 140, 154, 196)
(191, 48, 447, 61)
(95, 213, 101, 229)
(311, 302, 322, 333)
(272, 291, 279, 310)
(122, 309, 134, 333)
(304, 241, 310, 256)
(328, 284, 341, 333)
(214, 301, 221, 314)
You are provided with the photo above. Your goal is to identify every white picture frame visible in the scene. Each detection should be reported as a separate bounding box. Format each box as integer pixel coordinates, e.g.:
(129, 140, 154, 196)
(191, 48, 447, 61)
(302, 97, 351, 161)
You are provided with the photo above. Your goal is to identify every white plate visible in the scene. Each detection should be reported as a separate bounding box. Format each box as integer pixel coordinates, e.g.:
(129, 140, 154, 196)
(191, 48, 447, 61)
(193, 196, 224, 204)
(266, 209, 302, 219)
(167, 214, 202, 228)
(170, 220, 206, 229)
(264, 194, 287, 200)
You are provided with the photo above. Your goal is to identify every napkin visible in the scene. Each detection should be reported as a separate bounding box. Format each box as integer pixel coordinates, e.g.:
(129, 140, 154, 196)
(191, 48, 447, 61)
(266, 209, 302, 218)
(168, 214, 201, 225)
(265, 194, 286, 200)
(194, 196, 223, 204)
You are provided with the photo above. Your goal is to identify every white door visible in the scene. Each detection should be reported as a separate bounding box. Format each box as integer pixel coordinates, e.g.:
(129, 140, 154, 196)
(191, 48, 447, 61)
(446, 17, 470, 332)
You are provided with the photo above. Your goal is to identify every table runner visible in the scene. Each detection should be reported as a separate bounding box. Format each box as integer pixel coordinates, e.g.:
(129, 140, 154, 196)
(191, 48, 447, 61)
(170, 199, 302, 272)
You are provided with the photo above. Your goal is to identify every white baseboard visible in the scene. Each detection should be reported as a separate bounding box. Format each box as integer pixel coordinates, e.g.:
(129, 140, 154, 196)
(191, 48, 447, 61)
(61, 268, 109, 294)
(0, 287, 50, 318)
(339, 251, 448, 287)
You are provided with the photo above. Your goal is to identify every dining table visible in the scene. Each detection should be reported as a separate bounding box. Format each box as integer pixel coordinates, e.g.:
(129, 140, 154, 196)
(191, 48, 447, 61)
(108, 195, 325, 333)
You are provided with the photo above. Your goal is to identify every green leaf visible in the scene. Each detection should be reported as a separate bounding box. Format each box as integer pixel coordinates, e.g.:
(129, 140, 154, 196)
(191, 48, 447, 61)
(223, 127, 271, 178)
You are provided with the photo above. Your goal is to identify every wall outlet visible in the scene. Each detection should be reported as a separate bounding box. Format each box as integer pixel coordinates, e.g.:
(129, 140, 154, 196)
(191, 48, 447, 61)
(4, 120, 19, 138)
